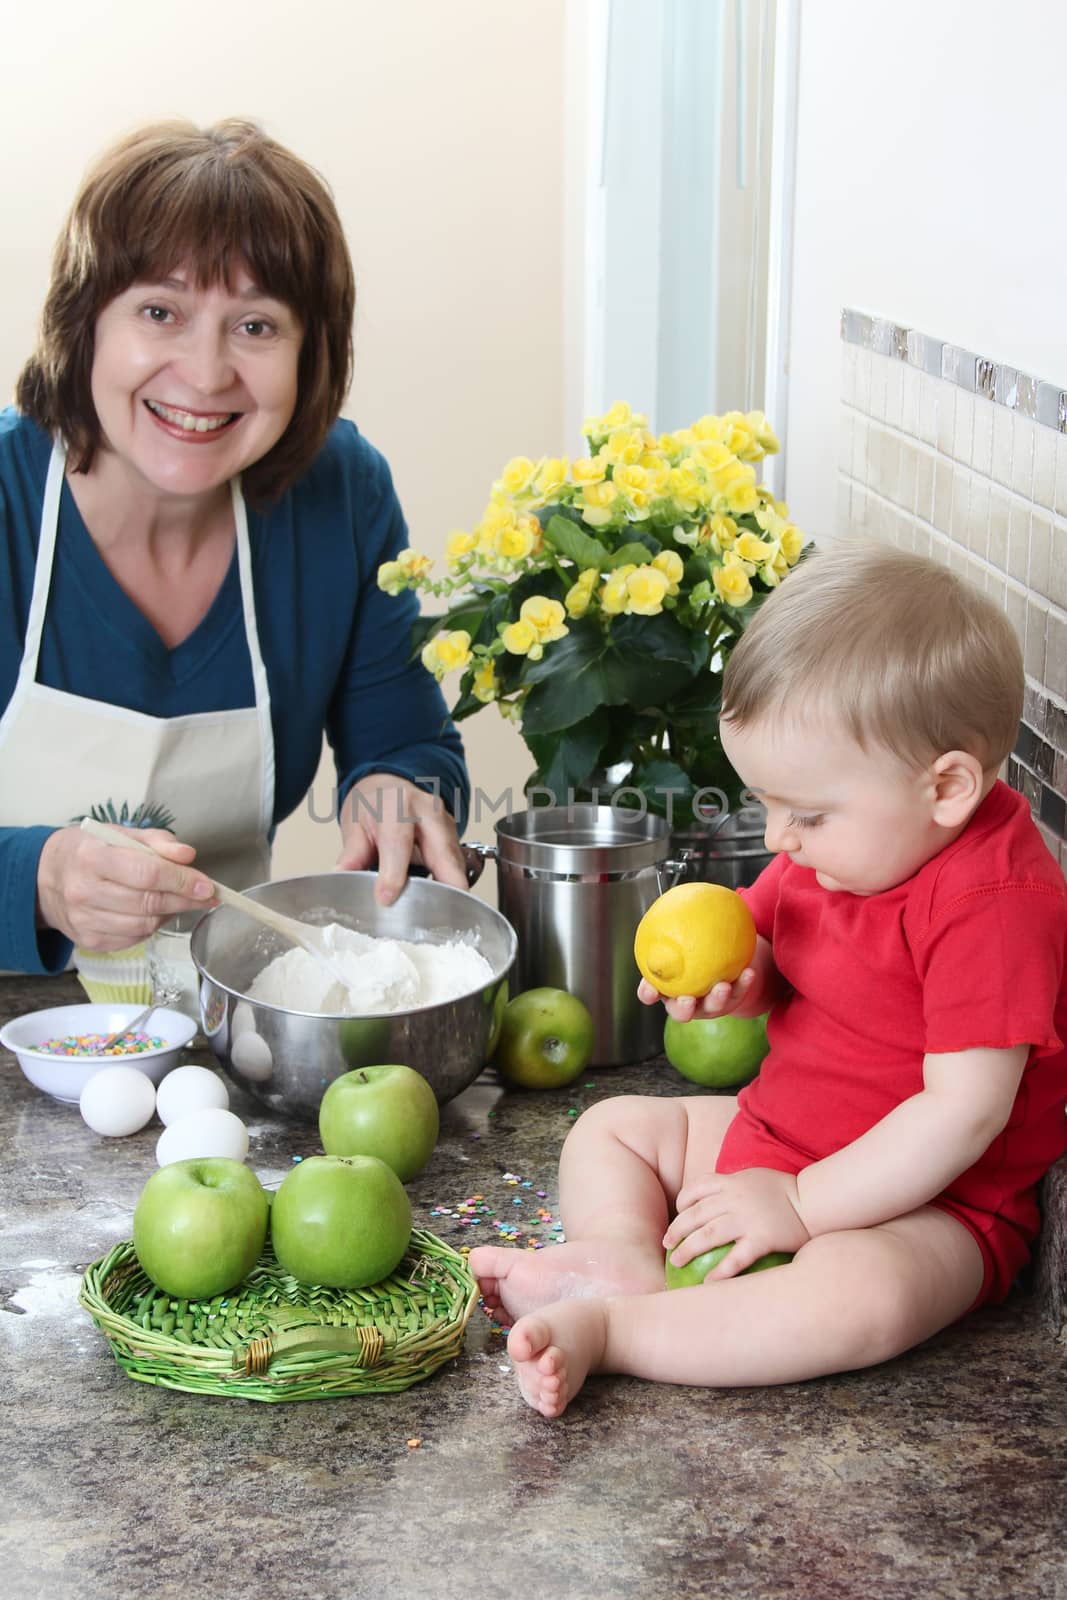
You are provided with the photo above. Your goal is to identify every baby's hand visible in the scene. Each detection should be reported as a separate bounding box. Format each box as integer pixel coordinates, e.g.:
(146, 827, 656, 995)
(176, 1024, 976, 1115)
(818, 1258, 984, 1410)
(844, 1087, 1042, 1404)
(636, 934, 780, 1021)
(637, 969, 758, 1023)
(664, 1167, 811, 1278)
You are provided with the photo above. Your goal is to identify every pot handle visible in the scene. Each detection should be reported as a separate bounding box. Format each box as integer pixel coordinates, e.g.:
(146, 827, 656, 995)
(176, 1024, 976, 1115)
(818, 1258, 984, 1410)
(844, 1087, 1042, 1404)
(656, 850, 692, 894)
(460, 840, 498, 888)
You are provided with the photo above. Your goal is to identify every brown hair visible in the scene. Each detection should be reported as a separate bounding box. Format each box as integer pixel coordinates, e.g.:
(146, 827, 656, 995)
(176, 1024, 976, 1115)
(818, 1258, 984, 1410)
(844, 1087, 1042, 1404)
(16, 118, 355, 501)
(721, 540, 1024, 771)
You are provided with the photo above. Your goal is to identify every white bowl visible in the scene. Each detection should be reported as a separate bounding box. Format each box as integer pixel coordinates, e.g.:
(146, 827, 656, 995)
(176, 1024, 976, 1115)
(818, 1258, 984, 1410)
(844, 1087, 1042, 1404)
(0, 1004, 198, 1104)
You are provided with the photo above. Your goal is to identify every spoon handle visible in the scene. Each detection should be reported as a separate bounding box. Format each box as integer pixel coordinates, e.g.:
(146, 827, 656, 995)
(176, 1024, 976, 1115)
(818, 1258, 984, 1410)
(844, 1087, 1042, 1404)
(78, 818, 340, 965)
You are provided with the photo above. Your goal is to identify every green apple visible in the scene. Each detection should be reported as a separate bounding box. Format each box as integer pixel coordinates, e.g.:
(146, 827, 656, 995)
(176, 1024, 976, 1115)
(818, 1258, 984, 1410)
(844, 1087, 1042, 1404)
(663, 1012, 770, 1088)
(494, 986, 595, 1089)
(337, 1016, 392, 1070)
(133, 1157, 269, 1300)
(485, 980, 509, 1062)
(665, 1242, 793, 1288)
(270, 1154, 411, 1288)
(318, 1064, 439, 1182)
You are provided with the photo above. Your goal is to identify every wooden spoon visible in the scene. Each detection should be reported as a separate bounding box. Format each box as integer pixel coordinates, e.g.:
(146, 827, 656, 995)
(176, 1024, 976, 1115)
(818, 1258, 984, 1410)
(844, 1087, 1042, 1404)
(79, 818, 355, 995)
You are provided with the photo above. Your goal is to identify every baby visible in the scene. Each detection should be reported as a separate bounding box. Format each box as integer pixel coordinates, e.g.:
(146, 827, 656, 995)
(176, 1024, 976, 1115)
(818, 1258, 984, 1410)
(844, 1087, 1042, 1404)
(471, 541, 1067, 1417)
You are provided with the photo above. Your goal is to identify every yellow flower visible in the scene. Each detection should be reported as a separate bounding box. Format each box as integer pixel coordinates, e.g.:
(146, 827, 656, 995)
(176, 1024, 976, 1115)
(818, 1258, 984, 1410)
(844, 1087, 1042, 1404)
(377, 559, 407, 596)
(689, 439, 734, 473)
(572, 455, 609, 486)
(613, 463, 652, 518)
(701, 514, 737, 554)
(501, 619, 541, 658)
(708, 458, 753, 497)
(718, 412, 759, 461)
(565, 567, 599, 618)
(754, 501, 784, 539)
(734, 531, 775, 565)
(746, 410, 781, 454)
(580, 479, 619, 527)
(400, 549, 432, 578)
(601, 428, 645, 467)
(640, 458, 672, 495)
(625, 566, 671, 616)
(472, 660, 499, 703)
(534, 457, 570, 498)
(445, 529, 479, 567)
(691, 413, 726, 443)
(722, 478, 760, 516)
(779, 523, 804, 564)
(656, 432, 685, 463)
(519, 595, 569, 645)
(493, 518, 539, 562)
(585, 401, 647, 438)
(667, 466, 703, 516)
(377, 547, 431, 596)
(420, 629, 472, 681)
(495, 456, 538, 498)
(601, 565, 636, 615)
(651, 549, 684, 594)
(712, 556, 753, 609)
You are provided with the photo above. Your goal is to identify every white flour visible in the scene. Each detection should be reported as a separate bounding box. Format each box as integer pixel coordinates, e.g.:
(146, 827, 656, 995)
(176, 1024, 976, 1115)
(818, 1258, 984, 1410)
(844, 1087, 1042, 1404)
(246, 925, 493, 1015)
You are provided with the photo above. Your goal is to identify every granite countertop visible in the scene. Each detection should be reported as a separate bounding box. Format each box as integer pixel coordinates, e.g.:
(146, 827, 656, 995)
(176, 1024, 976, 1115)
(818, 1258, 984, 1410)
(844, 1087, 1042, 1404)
(2, 971, 1065, 1600)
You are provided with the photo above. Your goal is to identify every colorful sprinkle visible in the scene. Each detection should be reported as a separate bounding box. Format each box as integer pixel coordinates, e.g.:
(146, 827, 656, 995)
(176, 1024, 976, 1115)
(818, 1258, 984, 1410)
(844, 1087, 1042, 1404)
(32, 1031, 165, 1058)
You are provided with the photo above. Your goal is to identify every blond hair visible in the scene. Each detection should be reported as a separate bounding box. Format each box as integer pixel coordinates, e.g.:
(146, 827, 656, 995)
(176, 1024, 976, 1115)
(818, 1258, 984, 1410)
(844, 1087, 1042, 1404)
(721, 541, 1024, 770)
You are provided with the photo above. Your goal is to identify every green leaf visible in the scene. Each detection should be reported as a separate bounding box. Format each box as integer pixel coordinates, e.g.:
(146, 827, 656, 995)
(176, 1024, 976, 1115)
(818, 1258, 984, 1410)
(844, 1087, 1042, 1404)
(523, 708, 612, 799)
(542, 514, 609, 571)
(624, 757, 696, 819)
(610, 611, 710, 673)
(604, 541, 655, 570)
(519, 622, 611, 734)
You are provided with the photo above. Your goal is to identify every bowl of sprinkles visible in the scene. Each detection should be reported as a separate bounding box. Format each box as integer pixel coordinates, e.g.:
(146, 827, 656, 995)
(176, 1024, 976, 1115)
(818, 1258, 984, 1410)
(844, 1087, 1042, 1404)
(0, 1004, 198, 1104)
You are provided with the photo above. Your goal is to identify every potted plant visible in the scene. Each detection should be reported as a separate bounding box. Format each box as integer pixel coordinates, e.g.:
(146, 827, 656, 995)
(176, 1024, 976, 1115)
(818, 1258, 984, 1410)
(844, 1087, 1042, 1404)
(378, 402, 809, 854)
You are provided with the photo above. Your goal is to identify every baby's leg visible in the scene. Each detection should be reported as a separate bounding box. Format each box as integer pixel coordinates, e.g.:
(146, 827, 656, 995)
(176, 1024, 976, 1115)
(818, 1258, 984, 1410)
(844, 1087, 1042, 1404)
(507, 1204, 985, 1417)
(471, 1094, 737, 1323)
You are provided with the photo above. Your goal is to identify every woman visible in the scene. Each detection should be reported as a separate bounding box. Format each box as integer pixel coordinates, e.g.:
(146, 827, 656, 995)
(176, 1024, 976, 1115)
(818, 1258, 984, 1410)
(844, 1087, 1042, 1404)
(0, 118, 470, 975)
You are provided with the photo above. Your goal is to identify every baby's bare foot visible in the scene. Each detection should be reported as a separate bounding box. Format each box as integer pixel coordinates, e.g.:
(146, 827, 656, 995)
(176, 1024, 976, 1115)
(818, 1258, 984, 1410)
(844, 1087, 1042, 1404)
(507, 1301, 610, 1418)
(469, 1239, 663, 1325)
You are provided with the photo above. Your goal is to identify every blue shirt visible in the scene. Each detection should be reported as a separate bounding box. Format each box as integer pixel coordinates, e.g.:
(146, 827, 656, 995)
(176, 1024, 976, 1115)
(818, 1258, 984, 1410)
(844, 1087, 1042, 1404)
(0, 408, 469, 972)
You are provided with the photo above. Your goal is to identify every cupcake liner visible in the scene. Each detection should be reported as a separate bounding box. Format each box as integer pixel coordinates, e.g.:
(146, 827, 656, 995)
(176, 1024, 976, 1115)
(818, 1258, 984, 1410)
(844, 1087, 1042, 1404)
(73, 943, 153, 1006)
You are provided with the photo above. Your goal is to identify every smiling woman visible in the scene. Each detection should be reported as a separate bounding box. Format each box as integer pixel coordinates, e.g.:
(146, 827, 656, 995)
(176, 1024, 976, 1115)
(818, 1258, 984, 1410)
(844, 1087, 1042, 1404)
(0, 119, 471, 979)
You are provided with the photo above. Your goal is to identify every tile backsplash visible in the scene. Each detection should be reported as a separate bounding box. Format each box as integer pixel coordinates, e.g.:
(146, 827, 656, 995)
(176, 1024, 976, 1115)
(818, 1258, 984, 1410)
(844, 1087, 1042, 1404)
(838, 310, 1067, 875)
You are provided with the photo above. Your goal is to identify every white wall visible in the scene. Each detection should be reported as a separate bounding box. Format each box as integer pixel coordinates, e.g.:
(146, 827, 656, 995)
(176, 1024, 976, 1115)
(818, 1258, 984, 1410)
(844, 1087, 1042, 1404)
(785, 0, 1067, 548)
(0, 0, 567, 891)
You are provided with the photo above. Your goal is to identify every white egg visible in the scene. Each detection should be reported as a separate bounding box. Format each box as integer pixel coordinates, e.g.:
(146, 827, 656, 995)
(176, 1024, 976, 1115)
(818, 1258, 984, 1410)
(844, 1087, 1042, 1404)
(230, 1028, 274, 1083)
(79, 1066, 157, 1137)
(155, 1064, 230, 1126)
(155, 1107, 249, 1167)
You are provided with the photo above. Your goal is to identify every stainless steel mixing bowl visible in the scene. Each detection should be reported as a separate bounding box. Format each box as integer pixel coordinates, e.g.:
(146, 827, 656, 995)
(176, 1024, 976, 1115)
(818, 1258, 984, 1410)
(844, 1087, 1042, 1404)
(190, 871, 516, 1118)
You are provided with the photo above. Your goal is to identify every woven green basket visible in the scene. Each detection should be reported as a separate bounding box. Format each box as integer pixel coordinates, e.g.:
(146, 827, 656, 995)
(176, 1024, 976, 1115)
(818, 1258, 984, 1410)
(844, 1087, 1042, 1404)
(79, 1229, 477, 1401)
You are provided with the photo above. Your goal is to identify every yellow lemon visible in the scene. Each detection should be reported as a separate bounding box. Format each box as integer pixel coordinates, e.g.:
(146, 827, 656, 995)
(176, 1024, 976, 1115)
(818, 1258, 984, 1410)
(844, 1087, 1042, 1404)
(633, 883, 757, 998)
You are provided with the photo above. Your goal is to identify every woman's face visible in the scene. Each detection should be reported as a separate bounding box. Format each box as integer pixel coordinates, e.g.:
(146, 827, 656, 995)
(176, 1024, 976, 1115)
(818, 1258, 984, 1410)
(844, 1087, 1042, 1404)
(89, 266, 302, 504)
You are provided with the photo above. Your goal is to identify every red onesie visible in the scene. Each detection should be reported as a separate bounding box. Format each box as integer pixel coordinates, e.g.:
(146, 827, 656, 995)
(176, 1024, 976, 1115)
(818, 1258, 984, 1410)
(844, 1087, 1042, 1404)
(720, 781, 1067, 1305)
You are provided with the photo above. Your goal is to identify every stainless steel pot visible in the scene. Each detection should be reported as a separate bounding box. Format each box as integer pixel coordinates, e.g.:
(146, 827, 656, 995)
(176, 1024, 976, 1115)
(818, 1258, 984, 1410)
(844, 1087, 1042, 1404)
(190, 871, 516, 1118)
(470, 805, 685, 1067)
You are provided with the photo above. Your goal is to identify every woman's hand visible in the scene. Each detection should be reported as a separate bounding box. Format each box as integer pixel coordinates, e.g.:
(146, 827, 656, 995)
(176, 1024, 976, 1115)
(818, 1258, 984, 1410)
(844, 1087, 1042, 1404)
(36, 826, 215, 951)
(663, 1167, 811, 1278)
(637, 933, 781, 1022)
(337, 773, 468, 905)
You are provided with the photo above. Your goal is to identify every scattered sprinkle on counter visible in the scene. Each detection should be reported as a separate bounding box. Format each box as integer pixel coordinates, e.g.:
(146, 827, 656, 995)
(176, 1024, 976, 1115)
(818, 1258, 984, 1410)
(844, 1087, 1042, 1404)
(34, 1031, 165, 1057)
(430, 1170, 564, 1251)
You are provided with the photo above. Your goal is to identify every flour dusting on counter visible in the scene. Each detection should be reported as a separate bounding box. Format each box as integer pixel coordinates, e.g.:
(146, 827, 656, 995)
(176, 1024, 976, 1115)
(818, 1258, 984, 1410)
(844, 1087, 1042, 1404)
(246, 926, 493, 1014)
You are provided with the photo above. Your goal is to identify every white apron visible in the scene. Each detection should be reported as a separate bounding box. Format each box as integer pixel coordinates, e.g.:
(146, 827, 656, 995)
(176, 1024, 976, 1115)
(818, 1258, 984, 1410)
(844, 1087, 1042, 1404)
(0, 439, 276, 982)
